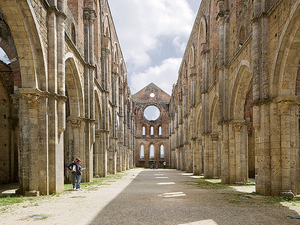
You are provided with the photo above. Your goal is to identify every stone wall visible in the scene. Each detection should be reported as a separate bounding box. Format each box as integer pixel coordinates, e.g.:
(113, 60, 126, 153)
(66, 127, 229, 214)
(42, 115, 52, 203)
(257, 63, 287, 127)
(169, 0, 300, 196)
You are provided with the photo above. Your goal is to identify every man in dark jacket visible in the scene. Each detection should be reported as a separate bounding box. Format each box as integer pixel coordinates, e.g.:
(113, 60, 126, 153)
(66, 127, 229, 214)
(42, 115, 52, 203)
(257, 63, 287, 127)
(75, 158, 83, 190)
(67, 158, 79, 190)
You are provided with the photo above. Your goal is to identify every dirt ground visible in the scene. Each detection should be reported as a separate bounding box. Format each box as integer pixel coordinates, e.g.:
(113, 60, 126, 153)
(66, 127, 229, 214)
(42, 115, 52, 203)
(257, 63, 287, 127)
(0, 168, 300, 225)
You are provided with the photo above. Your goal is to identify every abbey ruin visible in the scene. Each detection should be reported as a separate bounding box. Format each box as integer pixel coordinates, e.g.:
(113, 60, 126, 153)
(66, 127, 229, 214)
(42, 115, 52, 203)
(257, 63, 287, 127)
(0, 0, 300, 197)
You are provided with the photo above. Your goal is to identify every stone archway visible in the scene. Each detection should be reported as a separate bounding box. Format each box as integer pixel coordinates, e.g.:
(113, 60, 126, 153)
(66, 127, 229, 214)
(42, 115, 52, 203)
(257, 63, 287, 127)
(64, 56, 84, 185)
(224, 61, 252, 184)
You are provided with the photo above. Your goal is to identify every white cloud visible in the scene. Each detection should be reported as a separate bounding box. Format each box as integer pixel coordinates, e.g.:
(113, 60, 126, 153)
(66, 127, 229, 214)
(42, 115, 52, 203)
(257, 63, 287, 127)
(109, 0, 195, 69)
(129, 57, 181, 95)
(172, 36, 187, 53)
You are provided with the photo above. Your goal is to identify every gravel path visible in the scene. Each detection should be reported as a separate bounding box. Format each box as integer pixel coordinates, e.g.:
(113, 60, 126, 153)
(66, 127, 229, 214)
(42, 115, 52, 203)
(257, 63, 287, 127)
(0, 168, 300, 225)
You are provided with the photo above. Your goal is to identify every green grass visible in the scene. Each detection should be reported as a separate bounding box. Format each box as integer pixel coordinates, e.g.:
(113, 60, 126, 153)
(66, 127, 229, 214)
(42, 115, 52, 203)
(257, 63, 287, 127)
(0, 195, 25, 207)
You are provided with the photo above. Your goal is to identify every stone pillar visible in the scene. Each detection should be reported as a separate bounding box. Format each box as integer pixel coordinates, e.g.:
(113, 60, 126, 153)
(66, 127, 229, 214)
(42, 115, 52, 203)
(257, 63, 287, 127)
(18, 90, 44, 196)
(93, 129, 101, 177)
(211, 133, 219, 178)
(220, 122, 230, 183)
(99, 130, 108, 177)
(277, 97, 300, 196)
(233, 121, 248, 184)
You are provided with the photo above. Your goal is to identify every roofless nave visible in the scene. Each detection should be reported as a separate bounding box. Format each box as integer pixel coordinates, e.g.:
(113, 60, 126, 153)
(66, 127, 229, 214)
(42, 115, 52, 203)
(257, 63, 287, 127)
(0, 0, 300, 197)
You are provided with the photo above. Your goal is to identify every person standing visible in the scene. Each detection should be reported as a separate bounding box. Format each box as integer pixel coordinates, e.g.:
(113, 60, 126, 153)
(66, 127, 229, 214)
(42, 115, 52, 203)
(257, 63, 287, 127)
(163, 161, 166, 169)
(152, 162, 155, 170)
(67, 158, 79, 190)
(75, 158, 83, 190)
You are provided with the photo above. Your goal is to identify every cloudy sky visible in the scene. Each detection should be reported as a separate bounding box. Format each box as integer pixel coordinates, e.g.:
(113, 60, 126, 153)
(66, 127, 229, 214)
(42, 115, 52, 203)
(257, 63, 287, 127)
(0, 1, 201, 96)
(108, 0, 201, 95)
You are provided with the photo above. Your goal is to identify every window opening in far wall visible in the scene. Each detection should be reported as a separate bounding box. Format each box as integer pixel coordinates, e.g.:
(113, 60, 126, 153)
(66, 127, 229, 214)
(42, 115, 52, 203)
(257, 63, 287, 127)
(150, 145, 154, 158)
(160, 145, 164, 158)
(140, 145, 144, 158)
(142, 126, 145, 135)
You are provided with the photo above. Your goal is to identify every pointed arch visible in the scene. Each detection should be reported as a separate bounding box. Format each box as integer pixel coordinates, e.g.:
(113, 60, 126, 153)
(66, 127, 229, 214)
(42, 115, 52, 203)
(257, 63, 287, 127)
(230, 60, 252, 119)
(189, 45, 195, 68)
(64, 54, 84, 117)
(199, 16, 207, 45)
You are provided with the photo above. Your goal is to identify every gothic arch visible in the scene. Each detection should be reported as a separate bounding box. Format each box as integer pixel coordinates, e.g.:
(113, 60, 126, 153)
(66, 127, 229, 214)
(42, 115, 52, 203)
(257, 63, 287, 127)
(230, 60, 252, 119)
(189, 45, 195, 68)
(0, 1, 47, 90)
(103, 15, 111, 49)
(65, 55, 84, 117)
(270, 0, 300, 97)
(199, 16, 207, 45)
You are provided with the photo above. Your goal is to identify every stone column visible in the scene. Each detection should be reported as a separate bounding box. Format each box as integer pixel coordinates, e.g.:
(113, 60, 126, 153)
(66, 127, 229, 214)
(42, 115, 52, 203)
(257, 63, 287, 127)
(18, 90, 42, 196)
(211, 133, 219, 178)
(233, 121, 248, 184)
(220, 122, 230, 183)
(277, 97, 300, 196)
(93, 129, 101, 177)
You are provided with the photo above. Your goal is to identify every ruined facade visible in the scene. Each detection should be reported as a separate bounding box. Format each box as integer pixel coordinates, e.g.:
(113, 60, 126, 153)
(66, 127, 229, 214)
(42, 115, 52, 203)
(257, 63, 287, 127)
(1, 0, 300, 198)
(169, 0, 300, 196)
(0, 0, 134, 195)
(133, 83, 170, 168)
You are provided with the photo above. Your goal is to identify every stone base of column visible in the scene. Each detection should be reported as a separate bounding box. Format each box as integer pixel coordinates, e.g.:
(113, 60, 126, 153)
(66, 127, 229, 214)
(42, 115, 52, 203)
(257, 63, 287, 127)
(25, 190, 40, 197)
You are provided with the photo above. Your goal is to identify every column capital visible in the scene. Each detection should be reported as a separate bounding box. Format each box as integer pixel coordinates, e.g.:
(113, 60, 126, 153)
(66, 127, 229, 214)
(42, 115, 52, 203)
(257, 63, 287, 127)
(232, 119, 247, 132)
(68, 116, 83, 129)
(275, 95, 298, 115)
(19, 88, 43, 109)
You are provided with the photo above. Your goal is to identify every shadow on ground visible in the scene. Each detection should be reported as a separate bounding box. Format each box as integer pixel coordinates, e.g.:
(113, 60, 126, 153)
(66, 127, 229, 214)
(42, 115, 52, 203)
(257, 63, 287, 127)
(88, 169, 300, 225)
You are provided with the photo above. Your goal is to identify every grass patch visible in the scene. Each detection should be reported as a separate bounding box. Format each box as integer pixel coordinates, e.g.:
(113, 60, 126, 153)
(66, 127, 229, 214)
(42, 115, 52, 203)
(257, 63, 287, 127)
(0, 195, 26, 207)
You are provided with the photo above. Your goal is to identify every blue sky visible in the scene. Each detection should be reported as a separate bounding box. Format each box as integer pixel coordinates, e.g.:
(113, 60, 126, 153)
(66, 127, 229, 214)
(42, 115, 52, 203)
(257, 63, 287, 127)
(108, 0, 201, 95)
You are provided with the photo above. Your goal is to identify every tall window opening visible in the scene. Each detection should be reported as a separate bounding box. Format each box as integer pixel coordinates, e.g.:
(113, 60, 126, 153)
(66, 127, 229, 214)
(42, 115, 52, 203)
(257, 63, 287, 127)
(160, 145, 164, 158)
(150, 145, 154, 158)
(142, 126, 145, 135)
(159, 126, 162, 136)
(150, 126, 154, 135)
(140, 145, 144, 159)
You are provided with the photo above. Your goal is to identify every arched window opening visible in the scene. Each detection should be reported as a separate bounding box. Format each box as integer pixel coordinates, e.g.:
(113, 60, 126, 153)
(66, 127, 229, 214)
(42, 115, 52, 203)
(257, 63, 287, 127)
(150, 126, 154, 135)
(71, 23, 76, 45)
(159, 126, 162, 136)
(142, 126, 145, 135)
(150, 145, 154, 158)
(140, 145, 144, 159)
(160, 145, 164, 158)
